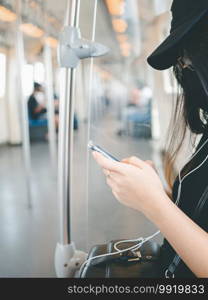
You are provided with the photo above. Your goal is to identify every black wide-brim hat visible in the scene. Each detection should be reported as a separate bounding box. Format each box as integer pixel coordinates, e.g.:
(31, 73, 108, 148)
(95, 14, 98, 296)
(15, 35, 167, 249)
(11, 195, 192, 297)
(147, 0, 208, 70)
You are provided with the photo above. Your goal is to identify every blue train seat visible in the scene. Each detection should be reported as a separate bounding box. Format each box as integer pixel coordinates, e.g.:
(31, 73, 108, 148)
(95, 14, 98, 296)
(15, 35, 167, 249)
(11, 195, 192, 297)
(125, 101, 152, 138)
(29, 119, 48, 141)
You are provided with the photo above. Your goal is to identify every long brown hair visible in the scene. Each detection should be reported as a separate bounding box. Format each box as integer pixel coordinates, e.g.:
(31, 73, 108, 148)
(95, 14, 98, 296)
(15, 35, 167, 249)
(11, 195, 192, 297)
(164, 18, 208, 193)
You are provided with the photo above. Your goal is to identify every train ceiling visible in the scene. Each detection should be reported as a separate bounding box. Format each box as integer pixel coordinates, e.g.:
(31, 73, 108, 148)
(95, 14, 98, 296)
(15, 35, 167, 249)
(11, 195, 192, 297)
(0, 0, 172, 70)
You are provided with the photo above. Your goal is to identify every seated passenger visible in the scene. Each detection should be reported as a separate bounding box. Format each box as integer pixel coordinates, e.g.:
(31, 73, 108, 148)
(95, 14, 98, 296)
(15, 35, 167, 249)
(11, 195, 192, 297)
(28, 82, 47, 121)
(117, 85, 152, 136)
(28, 82, 59, 133)
(52, 92, 78, 131)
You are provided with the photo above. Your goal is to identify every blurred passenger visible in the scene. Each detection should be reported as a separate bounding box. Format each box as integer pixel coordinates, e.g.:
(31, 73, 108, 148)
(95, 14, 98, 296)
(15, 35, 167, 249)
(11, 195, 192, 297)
(28, 82, 59, 139)
(52, 92, 78, 130)
(53, 92, 60, 115)
(74, 113, 79, 131)
(28, 82, 47, 121)
(117, 85, 152, 136)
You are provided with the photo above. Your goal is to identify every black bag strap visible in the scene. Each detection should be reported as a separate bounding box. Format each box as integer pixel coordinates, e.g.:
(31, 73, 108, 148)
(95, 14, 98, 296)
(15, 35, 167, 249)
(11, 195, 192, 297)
(166, 184, 208, 277)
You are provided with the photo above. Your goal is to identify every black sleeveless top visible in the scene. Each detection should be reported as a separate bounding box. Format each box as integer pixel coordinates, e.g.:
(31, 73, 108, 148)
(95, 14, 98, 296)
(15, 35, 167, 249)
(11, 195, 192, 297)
(161, 130, 208, 278)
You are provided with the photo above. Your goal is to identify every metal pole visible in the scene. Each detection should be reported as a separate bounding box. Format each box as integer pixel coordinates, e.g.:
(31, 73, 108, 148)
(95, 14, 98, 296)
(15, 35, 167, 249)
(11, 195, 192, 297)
(55, 0, 108, 276)
(16, 0, 32, 208)
(58, 0, 80, 245)
(44, 45, 57, 171)
(85, 0, 98, 251)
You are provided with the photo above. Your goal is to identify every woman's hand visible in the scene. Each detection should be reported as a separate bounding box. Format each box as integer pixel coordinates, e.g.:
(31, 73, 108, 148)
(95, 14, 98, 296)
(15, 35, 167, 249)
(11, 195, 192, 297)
(123, 157, 157, 171)
(92, 152, 169, 218)
(93, 152, 208, 278)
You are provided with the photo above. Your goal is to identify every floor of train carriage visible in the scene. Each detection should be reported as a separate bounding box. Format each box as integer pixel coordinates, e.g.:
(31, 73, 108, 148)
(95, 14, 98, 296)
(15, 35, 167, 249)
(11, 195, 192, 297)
(0, 114, 164, 277)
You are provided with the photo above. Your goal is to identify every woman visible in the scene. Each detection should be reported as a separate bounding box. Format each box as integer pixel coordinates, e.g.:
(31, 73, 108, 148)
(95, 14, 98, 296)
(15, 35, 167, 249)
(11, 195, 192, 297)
(92, 0, 208, 278)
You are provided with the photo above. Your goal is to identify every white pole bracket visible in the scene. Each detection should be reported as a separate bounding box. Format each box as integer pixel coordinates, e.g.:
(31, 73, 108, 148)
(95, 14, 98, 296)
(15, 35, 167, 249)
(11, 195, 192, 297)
(58, 26, 109, 69)
(55, 242, 87, 278)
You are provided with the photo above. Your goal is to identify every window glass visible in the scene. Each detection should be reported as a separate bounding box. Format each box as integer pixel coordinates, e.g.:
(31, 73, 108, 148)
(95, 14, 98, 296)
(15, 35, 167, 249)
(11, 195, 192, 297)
(23, 64, 34, 96)
(34, 62, 45, 84)
(0, 53, 6, 98)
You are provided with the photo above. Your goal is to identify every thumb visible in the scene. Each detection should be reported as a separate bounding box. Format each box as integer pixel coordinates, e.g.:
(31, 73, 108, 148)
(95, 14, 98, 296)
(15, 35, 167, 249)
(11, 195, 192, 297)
(145, 160, 154, 168)
(92, 151, 124, 173)
(122, 156, 146, 169)
(145, 160, 157, 172)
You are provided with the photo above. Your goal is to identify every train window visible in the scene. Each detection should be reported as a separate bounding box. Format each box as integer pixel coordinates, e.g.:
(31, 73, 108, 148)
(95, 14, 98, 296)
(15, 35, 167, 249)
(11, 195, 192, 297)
(34, 62, 45, 84)
(23, 64, 34, 96)
(0, 53, 6, 98)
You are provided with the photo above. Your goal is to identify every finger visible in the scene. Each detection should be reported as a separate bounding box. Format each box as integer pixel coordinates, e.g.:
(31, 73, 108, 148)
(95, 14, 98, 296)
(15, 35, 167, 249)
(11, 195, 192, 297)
(145, 160, 158, 172)
(145, 160, 153, 164)
(103, 168, 110, 176)
(106, 177, 116, 189)
(121, 156, 146, 168)
(112, 189, 119, 201)
(145, 160, 154, 168)
(103, 169, 123, 187)
(92, 151, 125, 173)
(145, 160, 155, 167)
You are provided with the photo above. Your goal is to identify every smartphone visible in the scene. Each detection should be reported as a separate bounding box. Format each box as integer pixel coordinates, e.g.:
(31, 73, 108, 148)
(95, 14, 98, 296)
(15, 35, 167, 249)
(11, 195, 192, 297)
(88, 141, 120, 162)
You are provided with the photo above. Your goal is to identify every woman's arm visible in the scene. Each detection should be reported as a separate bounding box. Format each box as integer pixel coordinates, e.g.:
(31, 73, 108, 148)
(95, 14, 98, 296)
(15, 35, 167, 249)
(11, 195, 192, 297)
(93, 152, 208, 278)
(146, 193, 208, 278)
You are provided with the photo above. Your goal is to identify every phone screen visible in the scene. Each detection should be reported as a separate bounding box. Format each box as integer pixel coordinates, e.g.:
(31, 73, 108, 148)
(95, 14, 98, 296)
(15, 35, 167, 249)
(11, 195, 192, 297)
(88, 141, 120, 162)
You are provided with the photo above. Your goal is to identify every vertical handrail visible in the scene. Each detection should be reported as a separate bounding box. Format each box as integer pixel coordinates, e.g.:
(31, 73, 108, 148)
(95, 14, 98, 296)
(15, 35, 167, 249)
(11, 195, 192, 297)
(85, 0, 98, 251)
(16, 0, 32, 208)
(44, 44, 57, 171)
(58, 0, 80, 245)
